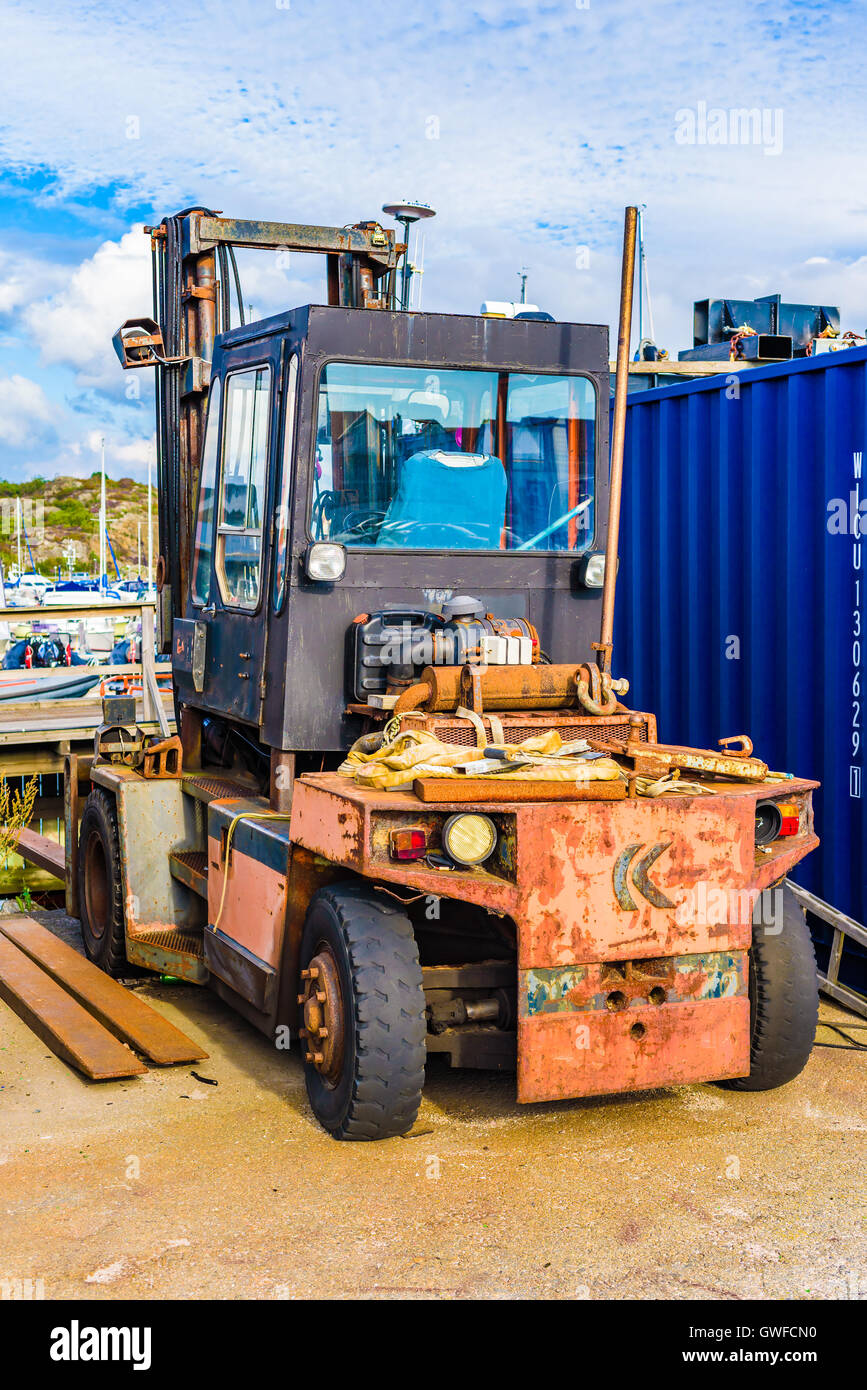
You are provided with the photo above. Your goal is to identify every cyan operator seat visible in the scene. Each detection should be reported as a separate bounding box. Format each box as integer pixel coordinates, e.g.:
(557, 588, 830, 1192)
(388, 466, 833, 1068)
(376, 449, 507, 549)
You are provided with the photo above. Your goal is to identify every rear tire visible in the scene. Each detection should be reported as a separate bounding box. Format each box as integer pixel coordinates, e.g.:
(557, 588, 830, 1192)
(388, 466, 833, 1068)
(720, 880, 818, 1091)
(299, 881, 426, 1140)
(78, 789, 127, 978)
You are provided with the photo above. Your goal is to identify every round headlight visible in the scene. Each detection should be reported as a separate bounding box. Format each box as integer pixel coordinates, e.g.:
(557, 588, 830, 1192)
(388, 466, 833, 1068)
(442, 813, 498, 866)
(755, 800, 782, 847)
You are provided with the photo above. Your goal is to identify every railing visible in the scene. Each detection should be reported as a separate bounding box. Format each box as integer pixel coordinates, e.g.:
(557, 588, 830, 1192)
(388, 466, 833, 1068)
(0, 601, 170, 735)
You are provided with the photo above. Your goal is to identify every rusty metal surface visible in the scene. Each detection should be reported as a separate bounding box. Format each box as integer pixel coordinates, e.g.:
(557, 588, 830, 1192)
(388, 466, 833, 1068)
(298, 950, 344, 1081)
(291, 769, 817, 1103)
(597, 206, 638, 676)
(384, 709, 657, 748)
(414, 776, 626, 803)
(418, 663, 630, 713)
(168, 850, 208, 899)
(0, 932, 147, 1080)
(0, 916, 207, 1065)
(90, 764, 208, 982)
(520, 950, 747, 1016)
(588, 735, 769, 781)
(513, 787, 816, 969)
(518, 996, 750, 1102)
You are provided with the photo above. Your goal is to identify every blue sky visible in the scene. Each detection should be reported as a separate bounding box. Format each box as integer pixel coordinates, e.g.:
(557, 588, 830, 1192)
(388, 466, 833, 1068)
(0, 0, 864, 482)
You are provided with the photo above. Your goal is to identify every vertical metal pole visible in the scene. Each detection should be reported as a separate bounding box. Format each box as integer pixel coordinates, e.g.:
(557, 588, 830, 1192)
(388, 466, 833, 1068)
(141, 602, 157, 726)
(597, 206, 638, 676)
(147, 447, 154, 593)
(99, 437, 107, 592)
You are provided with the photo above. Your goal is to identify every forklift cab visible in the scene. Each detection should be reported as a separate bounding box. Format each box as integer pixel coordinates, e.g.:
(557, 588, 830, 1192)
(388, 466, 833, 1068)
(173, 304, 611, 752)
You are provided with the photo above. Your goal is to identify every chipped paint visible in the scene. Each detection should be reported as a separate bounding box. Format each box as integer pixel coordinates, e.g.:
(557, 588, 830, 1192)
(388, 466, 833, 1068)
(521, 951, 747, 1017)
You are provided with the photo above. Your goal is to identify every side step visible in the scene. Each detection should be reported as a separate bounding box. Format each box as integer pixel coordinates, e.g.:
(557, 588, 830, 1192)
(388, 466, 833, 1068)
(181, 773, 265, 807)
(0, 916, 207, 1065)
(169, 849, 208, 900)
(126, 924, 208, 983)
(0, 932, 147, 1080)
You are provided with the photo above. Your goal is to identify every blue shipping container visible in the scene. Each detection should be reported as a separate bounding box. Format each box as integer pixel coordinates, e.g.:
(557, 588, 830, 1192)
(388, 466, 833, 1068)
(614, 346, 867, 929)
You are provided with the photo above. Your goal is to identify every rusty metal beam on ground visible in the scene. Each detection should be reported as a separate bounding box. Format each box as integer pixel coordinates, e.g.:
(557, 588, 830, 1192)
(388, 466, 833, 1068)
(0, 933, 147, 1079)
(0, 917, 207, 1065)
(15, 827, 66, 880)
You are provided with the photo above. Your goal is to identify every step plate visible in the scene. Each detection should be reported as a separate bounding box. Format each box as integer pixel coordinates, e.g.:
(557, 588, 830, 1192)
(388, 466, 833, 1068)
(126, 924, 208, 983)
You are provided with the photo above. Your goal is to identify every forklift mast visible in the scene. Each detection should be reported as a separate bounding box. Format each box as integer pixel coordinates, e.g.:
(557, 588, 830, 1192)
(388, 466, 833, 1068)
(114, 210, 399, 641)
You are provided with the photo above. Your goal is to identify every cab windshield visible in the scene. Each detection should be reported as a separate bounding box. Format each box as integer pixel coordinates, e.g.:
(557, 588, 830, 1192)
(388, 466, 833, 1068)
(311, 363, 596, 551)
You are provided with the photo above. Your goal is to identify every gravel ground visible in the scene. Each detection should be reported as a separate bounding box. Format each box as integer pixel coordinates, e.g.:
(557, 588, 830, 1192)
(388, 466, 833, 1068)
(0, 911, 864, 1301)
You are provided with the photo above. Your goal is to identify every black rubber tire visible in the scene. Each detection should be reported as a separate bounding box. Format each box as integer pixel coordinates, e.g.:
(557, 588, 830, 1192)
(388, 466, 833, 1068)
(719, 880, 818, 1092)
(78, 788, 128, 977)
(300, 881, 426, 1140)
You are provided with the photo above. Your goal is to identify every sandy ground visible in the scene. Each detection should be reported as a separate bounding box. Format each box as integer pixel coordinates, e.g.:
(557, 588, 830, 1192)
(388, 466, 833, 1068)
(0, 912, 865, 1301)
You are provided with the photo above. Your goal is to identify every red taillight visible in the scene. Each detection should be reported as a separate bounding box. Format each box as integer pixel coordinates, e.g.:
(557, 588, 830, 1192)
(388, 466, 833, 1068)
(389, 827, 429, 861)
(777, 803, 800, 837)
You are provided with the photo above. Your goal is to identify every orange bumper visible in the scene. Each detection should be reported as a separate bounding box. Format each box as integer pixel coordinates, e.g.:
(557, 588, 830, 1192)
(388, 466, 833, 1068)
(289, 773, 818, 1103)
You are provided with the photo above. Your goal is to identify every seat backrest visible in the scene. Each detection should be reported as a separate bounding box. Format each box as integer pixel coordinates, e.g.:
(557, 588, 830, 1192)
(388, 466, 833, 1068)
(376, 450, 507, 549)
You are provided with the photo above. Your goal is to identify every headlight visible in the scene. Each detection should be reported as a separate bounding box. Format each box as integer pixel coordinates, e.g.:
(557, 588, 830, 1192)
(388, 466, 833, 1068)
(442, 813, 498, 866)
(576, 552, 605, 588)
(304, 542, 346, 582)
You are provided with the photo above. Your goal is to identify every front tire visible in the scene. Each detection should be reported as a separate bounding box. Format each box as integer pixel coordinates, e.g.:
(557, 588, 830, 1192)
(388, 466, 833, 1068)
(298, 882, 426, 1140)
(78, 788, 127, 977)
(720, 880, 818, 1091)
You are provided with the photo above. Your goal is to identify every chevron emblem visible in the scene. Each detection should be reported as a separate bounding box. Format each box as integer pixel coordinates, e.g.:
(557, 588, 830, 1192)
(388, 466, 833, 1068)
(612, 841, 676, 911)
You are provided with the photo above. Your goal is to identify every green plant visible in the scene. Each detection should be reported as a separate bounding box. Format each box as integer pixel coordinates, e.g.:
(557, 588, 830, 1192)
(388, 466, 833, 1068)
(0, 774, 38, 861)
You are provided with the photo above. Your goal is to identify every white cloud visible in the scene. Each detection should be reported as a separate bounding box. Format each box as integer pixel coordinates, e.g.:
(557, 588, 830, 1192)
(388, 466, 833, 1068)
(0, 0, 865, 472)
(0, 373, 56, 447)
(24, 228, 152, 388)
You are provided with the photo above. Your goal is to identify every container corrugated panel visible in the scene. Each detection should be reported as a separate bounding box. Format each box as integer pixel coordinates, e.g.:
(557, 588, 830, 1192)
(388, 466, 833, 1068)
(614, 346, 867, 928)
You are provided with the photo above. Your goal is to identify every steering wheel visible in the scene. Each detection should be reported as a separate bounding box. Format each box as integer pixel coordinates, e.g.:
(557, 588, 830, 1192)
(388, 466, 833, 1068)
(334, 510, 388, 541)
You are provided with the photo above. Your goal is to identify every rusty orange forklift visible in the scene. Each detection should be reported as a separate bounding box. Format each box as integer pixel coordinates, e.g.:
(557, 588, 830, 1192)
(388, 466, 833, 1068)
(74, 206, 820, 1139)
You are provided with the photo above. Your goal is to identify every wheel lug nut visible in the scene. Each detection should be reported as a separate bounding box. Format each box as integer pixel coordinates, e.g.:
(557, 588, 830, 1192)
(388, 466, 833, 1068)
(296, 993, 305, 1005)
(316, 991, 326, 1003)
(312, 1052, 324, 1065)
(304, 1051, 314, 1063)
(300, 969, 311, 980)
(318, 1027, 328, 1038)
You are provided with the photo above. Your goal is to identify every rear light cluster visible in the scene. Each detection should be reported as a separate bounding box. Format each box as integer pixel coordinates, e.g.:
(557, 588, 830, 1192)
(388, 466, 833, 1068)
(389, 827, 429, 861)
(388, 813, 499, 870)
(754, 799, 800, 847)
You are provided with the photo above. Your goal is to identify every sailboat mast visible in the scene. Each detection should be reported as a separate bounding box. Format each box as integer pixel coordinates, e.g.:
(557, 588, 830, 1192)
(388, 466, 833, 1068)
(99, 438, 107, 592)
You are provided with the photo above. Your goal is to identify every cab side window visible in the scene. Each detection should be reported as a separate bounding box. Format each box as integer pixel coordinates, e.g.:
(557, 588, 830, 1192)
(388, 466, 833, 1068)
(272, 354, 299, 612)
(216, 366, 271, 609)
(191, 376, 222, 605)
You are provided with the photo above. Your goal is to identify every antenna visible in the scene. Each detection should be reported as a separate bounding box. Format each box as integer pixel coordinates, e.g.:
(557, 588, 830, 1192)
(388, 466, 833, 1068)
(382, 201, 436, 310)
(518, 266, 529, 304)
(412, 232, 426, 311)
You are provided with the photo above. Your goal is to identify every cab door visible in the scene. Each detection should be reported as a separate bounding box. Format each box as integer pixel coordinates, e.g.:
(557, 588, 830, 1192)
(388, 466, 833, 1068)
(192, 342, 278, 726)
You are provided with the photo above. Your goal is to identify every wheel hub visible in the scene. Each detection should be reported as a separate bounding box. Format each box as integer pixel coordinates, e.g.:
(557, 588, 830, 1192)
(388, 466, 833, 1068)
(298, 948, 345, 1086)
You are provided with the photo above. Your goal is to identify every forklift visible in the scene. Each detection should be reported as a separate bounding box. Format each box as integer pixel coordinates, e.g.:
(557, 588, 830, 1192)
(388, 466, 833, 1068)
(73, 205, 820, 1139)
